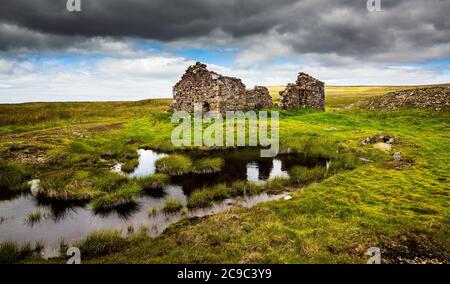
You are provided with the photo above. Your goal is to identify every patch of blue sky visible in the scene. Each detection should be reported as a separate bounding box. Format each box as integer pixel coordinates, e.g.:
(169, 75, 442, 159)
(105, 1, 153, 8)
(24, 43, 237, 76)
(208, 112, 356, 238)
(408, 58, 450, 75)
(272, 56, 300, 65)
(132, 39, 163, 53)
(4, 53, 105, 75)
(173, 47, 238, 66)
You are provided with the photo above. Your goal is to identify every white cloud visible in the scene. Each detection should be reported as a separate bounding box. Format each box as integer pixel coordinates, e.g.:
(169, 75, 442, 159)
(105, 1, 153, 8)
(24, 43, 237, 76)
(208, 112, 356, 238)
(95, 56, 193, 78)
(0, 52, 449, 103)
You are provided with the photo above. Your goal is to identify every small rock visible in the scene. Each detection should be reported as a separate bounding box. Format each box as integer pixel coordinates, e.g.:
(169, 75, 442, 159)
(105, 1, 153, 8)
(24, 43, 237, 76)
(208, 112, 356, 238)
(28, 179, 40, 196)
(73, 131, 88, 139)
(359, 157, 374, 163)
(387, 138, 395, 144)
(373, 143, 392, 152)
(393, 152, 402, 161)
(284, 195, 293, 201)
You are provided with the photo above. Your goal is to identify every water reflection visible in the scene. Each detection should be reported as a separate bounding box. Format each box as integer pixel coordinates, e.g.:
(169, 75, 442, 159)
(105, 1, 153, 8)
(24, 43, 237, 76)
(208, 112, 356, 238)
(0, 148, 325, 257)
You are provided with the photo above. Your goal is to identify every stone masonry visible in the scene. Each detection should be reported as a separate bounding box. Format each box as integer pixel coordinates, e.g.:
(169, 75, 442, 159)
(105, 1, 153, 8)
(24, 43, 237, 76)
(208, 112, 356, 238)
(172, 62, 273, 113)
(280, 73, 325, 111)
(244, 86, 273, 110)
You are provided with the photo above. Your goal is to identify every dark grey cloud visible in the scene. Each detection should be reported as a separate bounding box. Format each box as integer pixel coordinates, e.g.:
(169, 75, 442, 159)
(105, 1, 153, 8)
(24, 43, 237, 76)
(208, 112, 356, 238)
(0, 0, 449, 63)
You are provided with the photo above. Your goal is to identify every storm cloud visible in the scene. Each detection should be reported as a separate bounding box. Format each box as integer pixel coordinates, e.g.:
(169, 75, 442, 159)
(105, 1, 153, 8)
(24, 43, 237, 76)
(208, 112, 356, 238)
(0, 0, 449, 64)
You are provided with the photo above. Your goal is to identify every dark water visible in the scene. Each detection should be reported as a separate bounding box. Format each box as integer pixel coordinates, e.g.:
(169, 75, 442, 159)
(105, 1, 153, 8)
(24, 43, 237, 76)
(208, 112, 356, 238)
(0, 148, 326, 257)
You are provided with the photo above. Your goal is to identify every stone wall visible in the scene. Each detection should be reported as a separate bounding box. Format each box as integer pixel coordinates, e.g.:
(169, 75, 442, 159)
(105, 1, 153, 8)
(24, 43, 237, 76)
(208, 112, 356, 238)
(280, 72, 325, 111)
(172, 62, 273, 113)
(245, 86, 273, 110)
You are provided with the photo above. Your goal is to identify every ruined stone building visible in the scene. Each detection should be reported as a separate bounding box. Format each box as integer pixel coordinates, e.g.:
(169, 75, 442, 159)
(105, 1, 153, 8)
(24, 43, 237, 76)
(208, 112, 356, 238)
(280, 73, 325, 111)
(172, 62, 273, 113)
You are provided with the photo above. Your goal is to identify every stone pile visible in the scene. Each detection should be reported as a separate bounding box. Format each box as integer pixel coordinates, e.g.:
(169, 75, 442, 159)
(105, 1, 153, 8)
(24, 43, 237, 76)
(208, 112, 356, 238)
(172, 62, 273, 113)
(364, 87, 450, 111)
(280, 73, 325, 111)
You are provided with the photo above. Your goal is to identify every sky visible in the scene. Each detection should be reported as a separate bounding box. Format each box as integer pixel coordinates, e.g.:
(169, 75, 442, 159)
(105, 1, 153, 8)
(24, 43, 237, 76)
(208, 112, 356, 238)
(0, 0, 449, 103)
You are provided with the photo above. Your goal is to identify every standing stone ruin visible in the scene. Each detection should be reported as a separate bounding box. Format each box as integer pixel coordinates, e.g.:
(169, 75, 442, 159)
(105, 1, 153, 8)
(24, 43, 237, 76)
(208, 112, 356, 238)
(280, 73, 325, 111)
(172, 62, 273, 113)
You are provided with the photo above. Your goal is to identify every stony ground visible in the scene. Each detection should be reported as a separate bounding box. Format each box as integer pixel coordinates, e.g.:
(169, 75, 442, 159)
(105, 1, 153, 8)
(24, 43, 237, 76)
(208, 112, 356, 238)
(363, 87, 450, 111)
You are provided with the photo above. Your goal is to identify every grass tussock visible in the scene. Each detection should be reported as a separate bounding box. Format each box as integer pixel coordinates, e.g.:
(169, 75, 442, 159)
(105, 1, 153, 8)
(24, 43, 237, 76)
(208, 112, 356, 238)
(38, 171, 144, 211)
(162, 199, 183, 213)
(90, 182, 142, 211)
(25, 210, 46, 226)
(266, 177, 291, 193)
(38, 171, 99, 202)
(0, 242, 43, 264)
(0, 159, 30, 194)
(134, 173, 169, 190)
(187, 182, 266, 209)
(289, 166, 327, 186)
(148, 207, 158, 217)
(192, 158, 224, 174)
(75, 230, 130, 259)
(327, 153, 359, 174)
(121, 159, 139, 173)
(155, 154, 193, 175)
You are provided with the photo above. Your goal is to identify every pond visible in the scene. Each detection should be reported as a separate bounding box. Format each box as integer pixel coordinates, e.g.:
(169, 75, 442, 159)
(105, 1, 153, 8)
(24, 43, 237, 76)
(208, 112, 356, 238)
(0, 148, 327, 257)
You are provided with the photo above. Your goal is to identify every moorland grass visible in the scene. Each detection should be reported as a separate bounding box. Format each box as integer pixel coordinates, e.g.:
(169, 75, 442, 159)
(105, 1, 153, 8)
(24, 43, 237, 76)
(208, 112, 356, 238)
(134, 173, 169, 190)
(0, 242, 42, 264)
(121, 159, 139, 173)
(162, 199, 183, 213)
(75, 230, 130, 259)
(148, 207, 158, 217)
(155, 154, 193, 175)
(1, 88, 449, 264)
(90, 182, 142, 211)
(38, 171, 99, 202)
(289, 166, 327, 186)
(187, 182, 267, 209)
(0, 159, 30, 194)
(25, 210, 45, 226)
(38, 171, 143, 210)
(192, 157, 224, 174)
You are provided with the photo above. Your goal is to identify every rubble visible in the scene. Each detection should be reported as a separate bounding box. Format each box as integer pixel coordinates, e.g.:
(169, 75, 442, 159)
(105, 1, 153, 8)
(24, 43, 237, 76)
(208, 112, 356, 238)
(364, 87, 450, 110)
(362, 134, 395, 145)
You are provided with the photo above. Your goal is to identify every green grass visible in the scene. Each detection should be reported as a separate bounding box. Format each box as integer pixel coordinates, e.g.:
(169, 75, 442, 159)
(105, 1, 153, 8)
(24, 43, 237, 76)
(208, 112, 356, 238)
(0, 242, 42, 264)
(134, 173, 170, 190)
(155, 154, 193, 175)
(192, 157, 224, 174)
(90, 182, 142, 211)
(187, 182, 267, 209)
(289, 166, 327, 186)
(38, 171, 100, 202)
(25, 210, 45, 226)
(148, 207, 158, 217)
(121, 159, 139, 173)
(0, 86, 449, 264)
(0, 159, 30, 194)
(38, 171, 143, 211)
(162, 199, 183, 213)
(74, 230, 130, 259)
